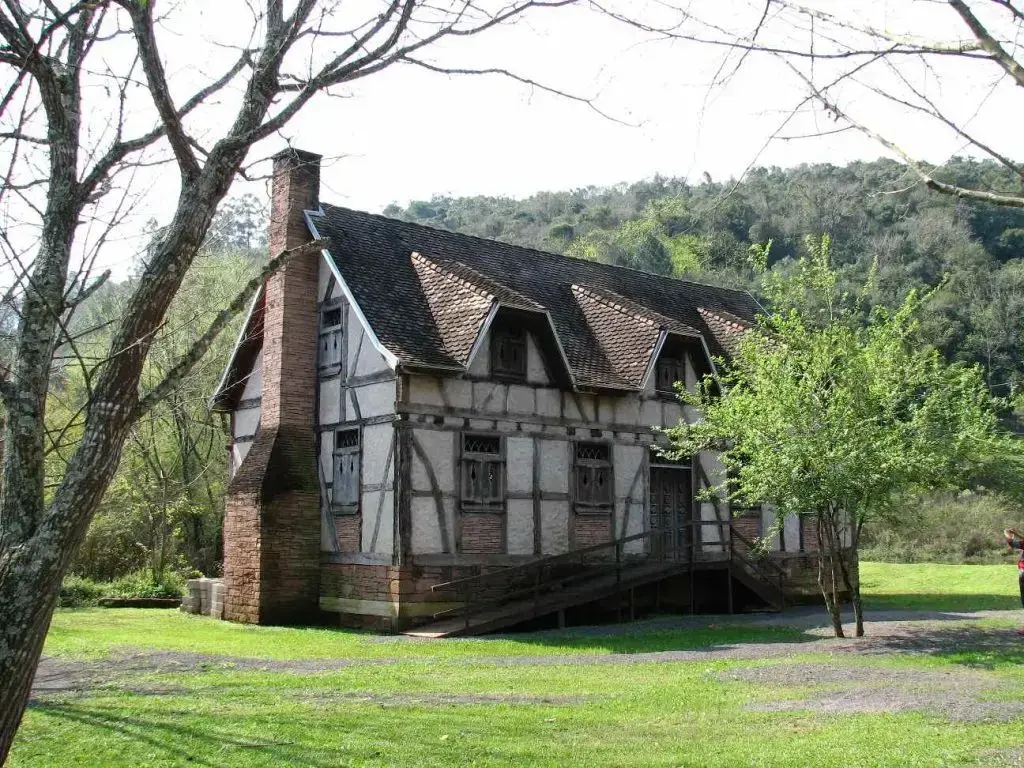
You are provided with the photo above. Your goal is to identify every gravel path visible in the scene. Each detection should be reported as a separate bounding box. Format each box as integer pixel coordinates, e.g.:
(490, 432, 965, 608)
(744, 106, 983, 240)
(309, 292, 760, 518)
(32, 608, 1024, 704)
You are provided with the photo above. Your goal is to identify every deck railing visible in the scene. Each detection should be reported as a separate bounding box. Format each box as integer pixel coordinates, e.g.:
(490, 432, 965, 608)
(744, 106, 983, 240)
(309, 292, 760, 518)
(429, 518, 788, 632)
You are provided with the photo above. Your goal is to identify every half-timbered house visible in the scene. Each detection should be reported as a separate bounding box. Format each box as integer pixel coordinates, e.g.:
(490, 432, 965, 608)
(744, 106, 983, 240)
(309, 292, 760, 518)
(209, 148, 833, 634)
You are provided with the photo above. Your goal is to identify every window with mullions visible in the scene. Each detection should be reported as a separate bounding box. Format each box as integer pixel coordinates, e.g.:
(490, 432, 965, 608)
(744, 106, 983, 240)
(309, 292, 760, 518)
(575, 442, 612, 508)
(461, 434, 504, 510)
(490, 327, 526, 380)
(319, 306, 343, 370)
(331, 429, 360, 512)
(656, 356, 685, 394)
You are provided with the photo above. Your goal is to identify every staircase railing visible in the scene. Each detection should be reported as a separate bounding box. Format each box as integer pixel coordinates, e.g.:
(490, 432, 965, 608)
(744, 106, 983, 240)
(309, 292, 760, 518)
(427, 517, 790, 632)
(728, 525, 789, 608)
(430, 523, 693, 632)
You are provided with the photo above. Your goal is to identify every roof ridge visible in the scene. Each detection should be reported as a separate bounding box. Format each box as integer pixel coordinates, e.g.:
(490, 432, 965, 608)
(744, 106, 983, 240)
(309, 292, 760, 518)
(320, 203, 759, 300)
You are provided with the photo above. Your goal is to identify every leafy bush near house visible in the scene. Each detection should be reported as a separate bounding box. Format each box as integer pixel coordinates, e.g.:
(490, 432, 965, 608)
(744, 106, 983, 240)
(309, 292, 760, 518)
(861, 492, 1022, 564)
(57, 575, 108, 608)
(106, 571, 186, 600)
(58, 571, 187, 607)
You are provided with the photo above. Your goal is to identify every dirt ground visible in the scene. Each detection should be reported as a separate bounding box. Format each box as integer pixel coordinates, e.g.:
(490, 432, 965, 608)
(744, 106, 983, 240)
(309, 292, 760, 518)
(31, 608, 1024, 719)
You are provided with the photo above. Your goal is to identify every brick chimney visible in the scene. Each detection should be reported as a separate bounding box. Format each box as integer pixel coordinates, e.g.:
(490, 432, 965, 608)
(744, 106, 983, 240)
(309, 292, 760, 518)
(223, 148, 323, 624)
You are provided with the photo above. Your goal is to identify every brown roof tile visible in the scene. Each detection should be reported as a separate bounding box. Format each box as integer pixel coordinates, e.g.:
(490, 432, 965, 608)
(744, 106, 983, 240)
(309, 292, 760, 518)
(306, 205, 762, 389)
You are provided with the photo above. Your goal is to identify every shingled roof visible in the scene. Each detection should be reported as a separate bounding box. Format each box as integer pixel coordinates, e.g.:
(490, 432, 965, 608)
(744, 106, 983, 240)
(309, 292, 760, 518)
(306, 204, 762, 391)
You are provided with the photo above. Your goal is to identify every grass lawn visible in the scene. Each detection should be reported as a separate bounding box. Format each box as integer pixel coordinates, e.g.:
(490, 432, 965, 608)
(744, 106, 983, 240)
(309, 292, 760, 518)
(860, 561, 1020, 612)
(12, 561, 1024, 767)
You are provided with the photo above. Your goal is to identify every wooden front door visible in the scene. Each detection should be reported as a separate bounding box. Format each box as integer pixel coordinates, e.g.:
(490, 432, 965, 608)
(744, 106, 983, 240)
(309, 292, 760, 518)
(649, 466, 693, 555)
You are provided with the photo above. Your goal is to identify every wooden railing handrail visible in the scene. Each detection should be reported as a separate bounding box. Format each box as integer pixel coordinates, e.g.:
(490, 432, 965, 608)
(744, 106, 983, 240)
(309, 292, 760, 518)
(432, 523, 694, 593)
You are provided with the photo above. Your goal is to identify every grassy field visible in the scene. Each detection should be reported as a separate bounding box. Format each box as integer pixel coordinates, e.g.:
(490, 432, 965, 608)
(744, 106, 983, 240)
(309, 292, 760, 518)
(859, 561, 1020, 611)
(11, 562, 1024, 767)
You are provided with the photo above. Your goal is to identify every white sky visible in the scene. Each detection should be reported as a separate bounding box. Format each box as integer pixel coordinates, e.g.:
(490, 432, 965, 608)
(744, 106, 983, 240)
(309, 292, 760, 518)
(5, 0, 1022, 277)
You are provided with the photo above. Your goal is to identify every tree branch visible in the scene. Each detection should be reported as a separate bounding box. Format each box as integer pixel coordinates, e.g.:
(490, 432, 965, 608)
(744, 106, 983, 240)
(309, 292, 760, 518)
(134, 238, 328, 417)
(120, 0, 200, 180)
(949, 0, 1024, 88)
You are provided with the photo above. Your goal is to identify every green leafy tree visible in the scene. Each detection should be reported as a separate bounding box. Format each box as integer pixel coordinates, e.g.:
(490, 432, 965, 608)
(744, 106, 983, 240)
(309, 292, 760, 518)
(666, 237, 1024, 638)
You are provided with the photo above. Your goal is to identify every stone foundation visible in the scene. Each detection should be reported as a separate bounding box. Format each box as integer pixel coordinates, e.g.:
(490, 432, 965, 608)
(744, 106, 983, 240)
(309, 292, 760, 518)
(181, 578, 225, 619)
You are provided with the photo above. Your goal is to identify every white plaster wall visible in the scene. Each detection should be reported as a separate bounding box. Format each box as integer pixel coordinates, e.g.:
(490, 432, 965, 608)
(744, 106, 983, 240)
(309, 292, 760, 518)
(441, 379, 473, 409)
(540, 500, 569, 553)
(318, 378, 342, 425)
(362, 424, 394, 487)
(684, 351, 698, 390)
(538, 439, 569, 493)
(330, 280, 346, 301)
(526, 333, 549, 384)
(411, 498, 443, 553)
(473, 381, 505, 414)
(507, 499, 534, 555)
(346, 305, 392, 377)
(362, 490, 394, 554)
(661, 401, 684, 428)
(233, 407, 260, 439)
(230, 442, 253, 475)
(640, 400, 661, 427)
(621, 499, 647, 554)
(614, 397, 642, 426)
(318, 435, 333, 482)
(536, 389, 560, 418)
(354, 380, 396, 418)
(407, 376, 446, 408)
(783, 512, 799, 552)
(318, 256, 333, 301)
(467, 332, 489, 376)
(410, 497, 455, 554)
(614, 445, 646, 553)
(240, 350, 262, 399)
(613, 445, 644, 502)
(505, 437, 533, 493)
(411, 429, 455, 494)
(562, 393, 583, 421)
(507, 385, 534, 415)
(355, 340, 390, 376)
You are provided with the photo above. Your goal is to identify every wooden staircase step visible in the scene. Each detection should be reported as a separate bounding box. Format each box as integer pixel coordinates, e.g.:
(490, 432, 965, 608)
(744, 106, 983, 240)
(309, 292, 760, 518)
(403, 560, 690, 638)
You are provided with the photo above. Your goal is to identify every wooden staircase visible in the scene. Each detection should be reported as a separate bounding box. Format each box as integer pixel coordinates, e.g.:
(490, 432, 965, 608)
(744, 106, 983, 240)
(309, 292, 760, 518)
(404, 522, 790, 638)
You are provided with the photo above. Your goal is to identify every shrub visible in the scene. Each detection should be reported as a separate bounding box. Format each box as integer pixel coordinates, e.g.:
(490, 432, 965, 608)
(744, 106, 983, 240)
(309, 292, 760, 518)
(58, 575, 108, 608)
(106, 570, 187, 600)
(861, 492, 1021, 564)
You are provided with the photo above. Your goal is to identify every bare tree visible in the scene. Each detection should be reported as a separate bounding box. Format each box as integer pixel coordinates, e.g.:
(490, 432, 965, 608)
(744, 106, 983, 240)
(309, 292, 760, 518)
(603, 0, 1024, 207)
(0, 0, 583, 759)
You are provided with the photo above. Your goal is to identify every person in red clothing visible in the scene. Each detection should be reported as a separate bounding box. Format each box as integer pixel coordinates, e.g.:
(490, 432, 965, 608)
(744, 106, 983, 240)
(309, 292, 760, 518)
(1004, 529, 1024, 635)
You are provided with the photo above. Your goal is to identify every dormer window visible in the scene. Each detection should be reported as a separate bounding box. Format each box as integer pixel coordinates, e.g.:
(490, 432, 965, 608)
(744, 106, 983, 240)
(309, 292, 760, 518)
(491, 326, 526, 380)
(320, 305, 343, 371)
(656, 356, 685, 394)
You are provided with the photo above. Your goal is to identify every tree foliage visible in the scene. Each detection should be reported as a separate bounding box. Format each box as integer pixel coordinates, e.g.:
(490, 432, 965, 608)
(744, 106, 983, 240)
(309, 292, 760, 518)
(664, 237, 1024, 637)
(388, 158, 1024, 399)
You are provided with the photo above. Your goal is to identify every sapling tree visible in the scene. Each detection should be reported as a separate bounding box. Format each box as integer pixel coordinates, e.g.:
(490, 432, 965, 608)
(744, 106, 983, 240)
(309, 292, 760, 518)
(665, 236, 1024, 637)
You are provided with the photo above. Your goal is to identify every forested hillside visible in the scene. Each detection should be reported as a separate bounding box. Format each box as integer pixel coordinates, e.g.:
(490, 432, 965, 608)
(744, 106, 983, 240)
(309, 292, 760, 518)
(385, 157, 1024, 397)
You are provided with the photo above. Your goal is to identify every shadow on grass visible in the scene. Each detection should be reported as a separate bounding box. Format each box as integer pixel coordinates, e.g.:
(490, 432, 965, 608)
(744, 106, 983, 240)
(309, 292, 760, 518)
(849, 623, 1024, 670)
(27, 701, 344, 768)
(480, 622, 822, 656)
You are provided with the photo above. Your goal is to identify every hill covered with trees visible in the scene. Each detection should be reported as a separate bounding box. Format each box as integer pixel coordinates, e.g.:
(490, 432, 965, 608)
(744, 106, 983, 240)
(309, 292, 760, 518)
(384, 157, 1024, 398)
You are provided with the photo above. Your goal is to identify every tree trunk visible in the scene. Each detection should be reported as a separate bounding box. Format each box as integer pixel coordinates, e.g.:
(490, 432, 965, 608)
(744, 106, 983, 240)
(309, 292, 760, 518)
(815, 516, 844, 637)
(0, 525, 76, 763)
(831, 516, 864, 637)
